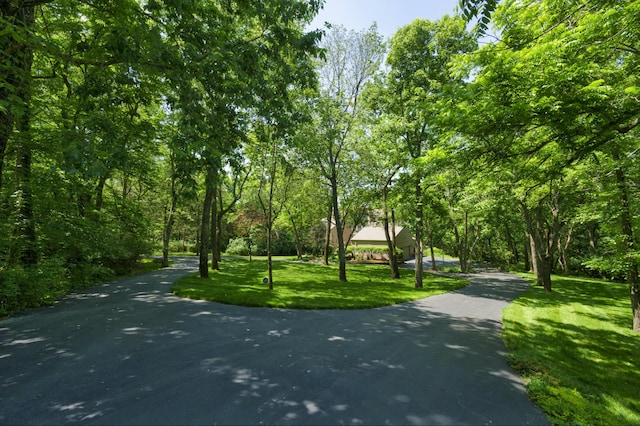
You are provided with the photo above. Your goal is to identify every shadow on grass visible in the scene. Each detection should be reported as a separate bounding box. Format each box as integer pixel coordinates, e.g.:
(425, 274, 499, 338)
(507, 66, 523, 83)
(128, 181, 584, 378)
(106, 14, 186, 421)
(172, 259, 467, 310)
(503, 276, 640, 424)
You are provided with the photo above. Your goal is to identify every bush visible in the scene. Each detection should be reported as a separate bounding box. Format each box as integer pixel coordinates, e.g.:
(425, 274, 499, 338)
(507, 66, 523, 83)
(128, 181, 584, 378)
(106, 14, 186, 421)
(0, 259, 70, 317)
(348, 246, 403, 263)
(225, 237, 250, 256)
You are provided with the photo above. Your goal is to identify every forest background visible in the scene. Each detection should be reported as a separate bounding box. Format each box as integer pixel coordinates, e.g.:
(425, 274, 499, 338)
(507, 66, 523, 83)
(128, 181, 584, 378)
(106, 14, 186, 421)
(0, 0, 638, 331)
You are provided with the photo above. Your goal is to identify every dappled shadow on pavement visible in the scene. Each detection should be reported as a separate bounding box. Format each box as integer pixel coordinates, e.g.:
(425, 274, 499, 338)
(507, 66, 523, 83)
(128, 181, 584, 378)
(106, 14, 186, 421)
(0, 257, 547, 425)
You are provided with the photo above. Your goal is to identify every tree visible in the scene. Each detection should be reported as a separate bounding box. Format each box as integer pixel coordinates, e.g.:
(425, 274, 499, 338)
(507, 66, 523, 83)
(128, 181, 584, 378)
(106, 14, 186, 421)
(153, 0, 322, 278)
(282, 170, 327, 260)
(304, 24, 385, 282)
(253, 126, 294, 290)
(357, 93, 406, 277)
(379, 16, 476, 287)
(210, 157, 251, 270)
(453, 0, 640, 329)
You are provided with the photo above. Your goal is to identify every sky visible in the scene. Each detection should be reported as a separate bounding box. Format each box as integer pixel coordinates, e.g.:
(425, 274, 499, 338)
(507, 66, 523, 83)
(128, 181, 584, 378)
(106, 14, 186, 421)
(308, 0, 463, 40)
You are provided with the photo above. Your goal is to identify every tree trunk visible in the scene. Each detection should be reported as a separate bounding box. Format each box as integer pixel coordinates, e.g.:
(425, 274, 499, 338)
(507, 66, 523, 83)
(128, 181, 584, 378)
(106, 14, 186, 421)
(461, 211, 469, 273)
(210, 181, 219, 271)
(414, 178, 424, 288)
(391, 209, 401, 274)
(522, 202, 557, 293)
(162, 209, 175, 268)
(94, 175, 108, 213)
(266, 160, 276, 290)
(426, 222, 436, 270)
(248, 226, 254, 262)
(382, 188, 400, 279)
(331, 178, 347, 282)
(8, 4, 36, 267)
(199, 168, 214, 278)
(557, 224, 573, 275)
(323, 202, 332, 265)
(0, 110, 11, 194)
(287, 211, 303, 260)
(526, 230, 537, 275)
(267, 222, 274, 290)
(505, 226, 520, 265)
(0, 3, 34, 194)
(613, 152, 640, 332)
(11, 138, 37, 267)
(162, 180, 178, 268)
(216, 210, 223, 263)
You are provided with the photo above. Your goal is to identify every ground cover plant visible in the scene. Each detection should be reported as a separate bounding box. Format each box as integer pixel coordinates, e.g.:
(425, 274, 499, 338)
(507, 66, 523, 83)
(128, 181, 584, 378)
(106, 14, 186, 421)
(172, 258, 467, 309)
(0, 257, 164, 318)
(503, 274, 640, 425)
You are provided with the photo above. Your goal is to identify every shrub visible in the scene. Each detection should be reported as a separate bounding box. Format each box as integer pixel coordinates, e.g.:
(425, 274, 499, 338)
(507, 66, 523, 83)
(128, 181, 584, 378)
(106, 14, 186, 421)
(225, 237, 250, 256)
(348, 246, 403, 263)
(0, 259, 70, 317)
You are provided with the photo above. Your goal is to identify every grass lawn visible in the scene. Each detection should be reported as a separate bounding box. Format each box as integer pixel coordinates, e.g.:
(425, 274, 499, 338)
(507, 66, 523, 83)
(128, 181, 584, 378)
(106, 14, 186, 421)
(172, 258, 467, 309)
(503, 273, 640, 425)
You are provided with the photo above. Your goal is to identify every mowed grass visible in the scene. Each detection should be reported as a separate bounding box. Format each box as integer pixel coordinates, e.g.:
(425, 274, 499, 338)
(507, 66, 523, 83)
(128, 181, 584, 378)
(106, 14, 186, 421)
(503, 273, 640, 425)
(172, 258, 467, 309)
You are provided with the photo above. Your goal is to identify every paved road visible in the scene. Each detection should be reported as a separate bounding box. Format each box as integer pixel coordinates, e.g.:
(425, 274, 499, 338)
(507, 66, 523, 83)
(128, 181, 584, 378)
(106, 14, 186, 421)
(0, 257, 548, 425)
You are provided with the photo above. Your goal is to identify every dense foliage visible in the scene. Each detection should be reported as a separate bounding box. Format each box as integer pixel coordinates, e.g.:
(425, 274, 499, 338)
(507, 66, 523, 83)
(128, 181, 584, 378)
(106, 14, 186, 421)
(0, 0, 322, 315)
(1, 0, 639, 332)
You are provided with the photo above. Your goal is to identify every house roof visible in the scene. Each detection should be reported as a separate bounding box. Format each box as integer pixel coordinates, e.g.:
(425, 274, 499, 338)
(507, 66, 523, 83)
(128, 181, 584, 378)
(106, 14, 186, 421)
(351, 226, 406, 242)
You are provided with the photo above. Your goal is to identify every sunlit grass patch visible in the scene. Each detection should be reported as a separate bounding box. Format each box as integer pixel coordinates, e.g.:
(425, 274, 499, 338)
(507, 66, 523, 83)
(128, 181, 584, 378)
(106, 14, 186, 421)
(503, 273, 640, 425)
(172, 259, 467, 309)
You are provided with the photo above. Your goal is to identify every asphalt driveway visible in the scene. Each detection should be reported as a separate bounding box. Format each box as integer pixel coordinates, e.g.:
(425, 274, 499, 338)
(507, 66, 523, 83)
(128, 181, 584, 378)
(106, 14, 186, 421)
(0, 257, 548, 425)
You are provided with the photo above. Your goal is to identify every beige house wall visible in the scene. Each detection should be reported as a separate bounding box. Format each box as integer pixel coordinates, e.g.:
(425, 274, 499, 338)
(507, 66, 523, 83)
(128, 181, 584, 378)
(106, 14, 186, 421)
(351, 226, 415, 260)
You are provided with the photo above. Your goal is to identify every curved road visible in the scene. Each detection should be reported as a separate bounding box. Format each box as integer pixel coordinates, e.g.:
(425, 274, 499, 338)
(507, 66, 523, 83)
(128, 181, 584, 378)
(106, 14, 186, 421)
(0, 257, 548, 425)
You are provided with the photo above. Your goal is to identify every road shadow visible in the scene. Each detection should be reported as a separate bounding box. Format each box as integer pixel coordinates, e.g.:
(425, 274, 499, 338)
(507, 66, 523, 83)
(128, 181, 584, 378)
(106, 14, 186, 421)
(0, 256, 548, 425)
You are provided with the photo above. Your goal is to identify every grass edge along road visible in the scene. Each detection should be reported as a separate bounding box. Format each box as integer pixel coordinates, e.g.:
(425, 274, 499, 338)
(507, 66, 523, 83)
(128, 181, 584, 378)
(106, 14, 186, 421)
(503, 273, 640, 425)
(171, 258, 467, 309)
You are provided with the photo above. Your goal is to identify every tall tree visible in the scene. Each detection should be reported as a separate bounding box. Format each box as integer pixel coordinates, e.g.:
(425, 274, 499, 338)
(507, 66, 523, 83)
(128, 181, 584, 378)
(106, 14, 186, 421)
(454, 0, 640, 329)
(154, 0, 322, 278)
(380, 16, 475, 287)
(305, 24, 384, 282)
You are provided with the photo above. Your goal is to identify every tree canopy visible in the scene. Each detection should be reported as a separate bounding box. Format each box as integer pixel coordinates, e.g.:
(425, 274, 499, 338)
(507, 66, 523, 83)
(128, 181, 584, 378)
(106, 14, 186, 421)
(1, 0, 639, 334)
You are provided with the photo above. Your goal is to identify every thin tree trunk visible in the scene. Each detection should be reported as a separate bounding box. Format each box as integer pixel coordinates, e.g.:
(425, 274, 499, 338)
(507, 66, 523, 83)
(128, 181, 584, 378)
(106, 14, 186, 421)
(267, 221, 273, 290)
(215, 187, 224, 263)
(505, 226, 520, 265)
(414, 178, 424, 288)
(557, 224, 573, 275)
(0, 111, 11, 193)
(613, 152, 640, 332)
(331, 178, 347, 282)
(0, 4, 27, 194)
(94, 175, 108, 212)
(199, 168, 215, 278)
(162, 208, 175, 268)
(286, 208, 303, 260)
(211, 181, 219, 271)
(323, 202, 332, 265)
(428, 225, 437, 270)
(461, 211, 469, 273)
(162, 181, 178, 268)
(266, 158, 276, 290)
(523, 203, 554, 292)
(11, 137, 37, 267)
(9, 4, 36, 267)
(382, 187, 400, 278)
(195, 206, 201, 255)
(527, 230, 537, 275)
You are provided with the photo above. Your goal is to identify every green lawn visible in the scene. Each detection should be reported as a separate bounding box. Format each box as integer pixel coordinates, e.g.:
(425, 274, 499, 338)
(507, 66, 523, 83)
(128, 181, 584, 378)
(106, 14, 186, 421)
(172, 258, 467, 309)
(503, 273, 640, 425)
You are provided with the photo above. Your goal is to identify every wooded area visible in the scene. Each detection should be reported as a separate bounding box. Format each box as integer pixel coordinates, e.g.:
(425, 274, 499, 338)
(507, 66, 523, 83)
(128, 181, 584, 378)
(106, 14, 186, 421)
(0, 0, 638, 331)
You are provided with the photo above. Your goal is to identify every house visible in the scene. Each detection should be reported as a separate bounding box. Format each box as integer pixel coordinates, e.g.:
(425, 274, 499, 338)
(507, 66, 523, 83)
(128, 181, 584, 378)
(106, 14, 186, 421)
(329, 225, 355, 248)
(350, 226, 415, 260)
